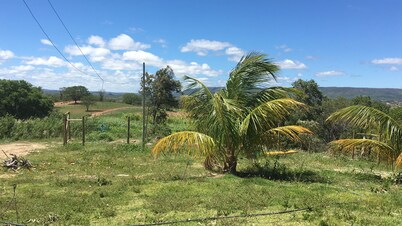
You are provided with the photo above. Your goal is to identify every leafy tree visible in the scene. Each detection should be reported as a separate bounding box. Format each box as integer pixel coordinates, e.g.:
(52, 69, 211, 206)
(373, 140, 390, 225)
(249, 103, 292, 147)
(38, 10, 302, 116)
(0, 79, 53, 119)
(327, 105, 402, 168)
(292, 79, 324, 120)
(148, 66, 181, 125)
(62, 86, 90, 104)
(390, 107, 402, 124)
(322, 97, 353, 141)
(352, 96, 390, 113)
(141, 67, 181, 136)
(122, 93, 142, 105)
(81, 94, 97, 112)
(151, 52, 311, 173)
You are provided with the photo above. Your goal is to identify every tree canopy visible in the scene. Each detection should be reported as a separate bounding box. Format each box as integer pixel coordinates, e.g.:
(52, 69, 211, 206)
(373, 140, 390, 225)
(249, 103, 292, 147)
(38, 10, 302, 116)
(0, 79, 53, 119)
(122, 93, 142, 105)
(62, 86, 90, 103)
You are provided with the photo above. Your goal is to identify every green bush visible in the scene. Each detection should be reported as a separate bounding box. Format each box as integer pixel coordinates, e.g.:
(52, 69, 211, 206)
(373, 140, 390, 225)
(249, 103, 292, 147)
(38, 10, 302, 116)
(0, 114, 15, 139)
(0, 111, 63, 140)
(87, 131, 114, 142)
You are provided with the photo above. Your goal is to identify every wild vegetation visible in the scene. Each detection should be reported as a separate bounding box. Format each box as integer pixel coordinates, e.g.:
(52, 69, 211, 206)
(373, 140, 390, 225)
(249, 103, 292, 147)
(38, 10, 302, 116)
(0, 54, 401, 225)
(0, 79, 53, 119)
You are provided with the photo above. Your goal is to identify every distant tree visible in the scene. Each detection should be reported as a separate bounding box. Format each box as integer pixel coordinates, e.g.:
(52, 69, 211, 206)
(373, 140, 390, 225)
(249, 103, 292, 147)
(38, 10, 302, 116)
(292, 79, 324, 120)
(99, 89, 105, 102)
(81, 94, 97, 112)
(322, 97, 353, 141)
(389, 107, 402, 124)
(352, 96, 390, 113)
(0, 79, 53, 119)
(63, 86, 90, 104)
(122, 93, 142, 105)
(146, 66, 181, 127)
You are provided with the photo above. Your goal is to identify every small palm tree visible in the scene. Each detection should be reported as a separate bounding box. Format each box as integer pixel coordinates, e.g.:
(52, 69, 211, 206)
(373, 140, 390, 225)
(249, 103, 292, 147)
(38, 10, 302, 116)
(152, 52, 312, 173)
(327, 105, 402, 168)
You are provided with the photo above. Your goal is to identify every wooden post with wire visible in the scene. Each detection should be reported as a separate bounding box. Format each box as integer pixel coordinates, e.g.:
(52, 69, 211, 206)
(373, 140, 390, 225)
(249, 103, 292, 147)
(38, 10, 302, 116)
(67, 112, 71, 140)
(127, 116, 130, 144)
(63, 112, 85, 146)
(142, 62, 146, 151)
(82, 116, 85, 146)
(63, 112, 69, 145)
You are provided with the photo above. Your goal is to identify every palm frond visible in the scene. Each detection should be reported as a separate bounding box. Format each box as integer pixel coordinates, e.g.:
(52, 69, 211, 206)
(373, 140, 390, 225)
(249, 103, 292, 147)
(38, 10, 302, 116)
(266, 125, 313, 142)
(396, 153, 402, 168)
(226, 52, 279, 101)
(249, 87, 300, 107)
(329, 138, 395, 156)
(265, 150, 298, 156)
(183, 75, 213, 99)
(240, 98, 307, 135)
(326, 105, 401, 145)
(152, 131, 215, 157)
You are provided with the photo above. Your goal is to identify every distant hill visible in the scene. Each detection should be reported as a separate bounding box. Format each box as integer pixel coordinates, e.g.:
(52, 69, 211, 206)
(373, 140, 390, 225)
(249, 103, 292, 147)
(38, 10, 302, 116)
(319, 87, 402, 102)
(184, 87, 402, 102)
(44, 87, 402, 103)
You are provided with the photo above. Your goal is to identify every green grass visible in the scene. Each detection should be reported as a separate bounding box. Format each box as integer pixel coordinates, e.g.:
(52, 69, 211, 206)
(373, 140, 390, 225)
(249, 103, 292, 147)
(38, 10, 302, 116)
(55, 101, 135, 118)
(1, 142, 401, 225)
(1, 111, 401, 225)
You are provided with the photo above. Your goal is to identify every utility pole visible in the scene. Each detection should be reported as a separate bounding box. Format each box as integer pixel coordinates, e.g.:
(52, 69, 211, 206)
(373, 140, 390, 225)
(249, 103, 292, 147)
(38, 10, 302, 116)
(142, 62, 146, 151)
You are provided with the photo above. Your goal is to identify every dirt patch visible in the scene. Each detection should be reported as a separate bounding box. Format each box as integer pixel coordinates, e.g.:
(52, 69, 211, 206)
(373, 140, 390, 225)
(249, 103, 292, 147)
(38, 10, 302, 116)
(333, 167, 393, 178)
(54, 101, 79, 106)
(0, 142, 48, 159)
(167, 111, 187, 117)
(90, 107, 134, 117)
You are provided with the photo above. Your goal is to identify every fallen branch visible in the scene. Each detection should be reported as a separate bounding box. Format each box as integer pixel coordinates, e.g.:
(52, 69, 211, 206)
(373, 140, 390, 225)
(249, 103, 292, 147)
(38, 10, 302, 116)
(2, 154, 32, 170)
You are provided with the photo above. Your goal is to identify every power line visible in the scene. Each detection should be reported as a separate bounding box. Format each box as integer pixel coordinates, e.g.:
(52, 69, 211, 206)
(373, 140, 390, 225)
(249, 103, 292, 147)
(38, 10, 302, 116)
(47, 0, 104, 90)
(21, 0, 94, 80)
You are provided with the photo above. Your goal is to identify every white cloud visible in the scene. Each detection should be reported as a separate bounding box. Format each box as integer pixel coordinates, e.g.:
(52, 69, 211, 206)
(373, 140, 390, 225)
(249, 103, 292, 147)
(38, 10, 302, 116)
(64, 45, 111, 62)
(101, 58, 141, 71)
(40, 39, 53, 46)
(0, 65, 35, 75)
(25, 56, 66, 67)
(276, 44, 292, 53)
(167, 60, 222, 77)
(181, 39, 232, 56)
(154, 38, 167, 48)
(122, 50, 164, 67)
(0, 50, 15, 62)
(276, 59, 307, 69)
(88, 35, 105, 47)
(306, 55, 318, 60)
(225, 47, 245, 62)
(315, 70, 344, 77)
(181, 39, 246, 62)
(108, 34, 150, 50)
(389, 66, 399, 71)
(128, 27, 144, 34)
(372, 58, 402, 65)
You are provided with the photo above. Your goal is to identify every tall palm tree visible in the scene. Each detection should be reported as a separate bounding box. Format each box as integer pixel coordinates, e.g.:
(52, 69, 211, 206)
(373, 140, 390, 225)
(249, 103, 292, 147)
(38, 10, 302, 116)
(152, 52, 312, 173)
(327, 105, 402, 168)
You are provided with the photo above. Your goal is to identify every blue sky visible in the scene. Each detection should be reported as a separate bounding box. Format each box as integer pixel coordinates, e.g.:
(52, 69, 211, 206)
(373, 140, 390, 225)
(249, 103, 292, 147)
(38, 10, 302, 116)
(0, 0, 401, 92)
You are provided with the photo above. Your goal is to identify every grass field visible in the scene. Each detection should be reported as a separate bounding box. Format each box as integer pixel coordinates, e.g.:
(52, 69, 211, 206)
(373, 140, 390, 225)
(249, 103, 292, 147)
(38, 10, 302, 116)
(55, 101, 136, 118)
(1, 107, 401, 225)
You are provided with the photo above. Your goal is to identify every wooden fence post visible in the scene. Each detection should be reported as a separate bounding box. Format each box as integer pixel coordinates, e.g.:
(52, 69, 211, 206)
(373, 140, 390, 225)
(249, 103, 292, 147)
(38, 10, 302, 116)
(63, 114, 67, 145)
(67, 112, 71, 140)
(127, 116, 130, 144)
(82, 116, 85, 146)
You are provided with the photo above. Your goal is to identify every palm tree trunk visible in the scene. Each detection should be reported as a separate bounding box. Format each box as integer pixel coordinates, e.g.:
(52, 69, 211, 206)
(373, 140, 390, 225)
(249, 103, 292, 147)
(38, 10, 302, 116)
(224, 151, 237, 174)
